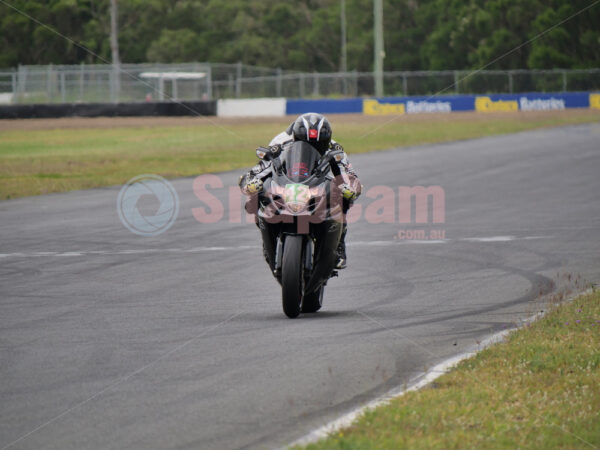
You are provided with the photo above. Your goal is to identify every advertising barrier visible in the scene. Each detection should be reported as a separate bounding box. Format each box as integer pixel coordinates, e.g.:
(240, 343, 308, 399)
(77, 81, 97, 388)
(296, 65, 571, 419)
(1, 93, 597, 119)
(590, 93, 600, 110)
(217, 98, 286, 117)
(286, 92, 597, 116)
(286, 98, 363, 115)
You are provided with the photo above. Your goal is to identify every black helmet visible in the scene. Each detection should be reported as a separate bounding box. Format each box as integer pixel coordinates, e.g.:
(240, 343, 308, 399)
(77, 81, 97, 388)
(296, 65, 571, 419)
(290, 113, 332, 154)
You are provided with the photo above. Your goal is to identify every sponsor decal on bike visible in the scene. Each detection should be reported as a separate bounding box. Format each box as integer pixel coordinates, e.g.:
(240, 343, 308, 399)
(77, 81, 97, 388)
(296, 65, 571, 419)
(284, 183, 311, 213)
(291, 162, 310, 178)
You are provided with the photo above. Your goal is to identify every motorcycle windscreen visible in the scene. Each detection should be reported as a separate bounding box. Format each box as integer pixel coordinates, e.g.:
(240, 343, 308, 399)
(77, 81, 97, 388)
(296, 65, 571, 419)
(280, 141, 321, 182)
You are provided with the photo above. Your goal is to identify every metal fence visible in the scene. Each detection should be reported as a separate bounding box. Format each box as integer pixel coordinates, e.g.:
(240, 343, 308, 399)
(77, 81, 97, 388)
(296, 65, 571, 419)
(1, 63, 599, 104)
(226, 69, 600, 99)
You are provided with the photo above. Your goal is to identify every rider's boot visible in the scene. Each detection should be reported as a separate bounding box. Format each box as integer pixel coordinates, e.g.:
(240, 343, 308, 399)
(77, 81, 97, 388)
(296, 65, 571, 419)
(335, 225, 348, 269)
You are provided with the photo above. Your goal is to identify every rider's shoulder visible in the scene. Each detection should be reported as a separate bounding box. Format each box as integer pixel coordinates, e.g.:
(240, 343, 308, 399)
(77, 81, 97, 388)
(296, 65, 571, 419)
(269, 131, 293, 146)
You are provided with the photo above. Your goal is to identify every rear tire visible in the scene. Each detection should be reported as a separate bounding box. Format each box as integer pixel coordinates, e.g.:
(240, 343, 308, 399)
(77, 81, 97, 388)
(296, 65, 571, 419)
(301, 286, 323, 313)
(281, 235, 304, 318)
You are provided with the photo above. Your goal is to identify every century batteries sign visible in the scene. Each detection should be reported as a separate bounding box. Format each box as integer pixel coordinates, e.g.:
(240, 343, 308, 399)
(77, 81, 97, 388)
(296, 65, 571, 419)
(285, 92, 599, 115)
(363, 99, 452, 115)
(362, 96, 472, 115)
(474, 96, 519, 112)
(475, 95, 570, 112)
(361, 93, 592, 115)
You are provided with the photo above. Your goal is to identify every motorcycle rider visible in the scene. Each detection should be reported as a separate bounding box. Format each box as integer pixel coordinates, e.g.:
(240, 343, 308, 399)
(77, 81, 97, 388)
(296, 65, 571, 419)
(239, 112, 361, 269)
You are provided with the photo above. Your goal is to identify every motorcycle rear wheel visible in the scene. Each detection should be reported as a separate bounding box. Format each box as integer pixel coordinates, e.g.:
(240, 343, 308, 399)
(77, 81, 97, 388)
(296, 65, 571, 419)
(281, 235, 304, 318)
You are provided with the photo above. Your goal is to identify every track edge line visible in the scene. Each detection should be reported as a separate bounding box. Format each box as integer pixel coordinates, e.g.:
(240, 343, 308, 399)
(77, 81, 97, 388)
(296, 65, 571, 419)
(284, 288, 593, 449)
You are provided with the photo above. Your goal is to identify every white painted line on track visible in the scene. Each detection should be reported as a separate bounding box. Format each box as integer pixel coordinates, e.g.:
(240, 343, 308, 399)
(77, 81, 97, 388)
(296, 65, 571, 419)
(460, 235, 548, 242)
(404, 239, 448, 244)
(0, 246, 261, 259)
(0, 236, 549, 259)
(461, 235, 515, 242)
(285, 288, 591, 449)
(286, 334, 505, 449)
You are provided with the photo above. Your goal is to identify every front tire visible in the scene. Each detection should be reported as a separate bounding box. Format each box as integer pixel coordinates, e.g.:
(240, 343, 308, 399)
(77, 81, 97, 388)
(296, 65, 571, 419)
(281, 235, 304, 318)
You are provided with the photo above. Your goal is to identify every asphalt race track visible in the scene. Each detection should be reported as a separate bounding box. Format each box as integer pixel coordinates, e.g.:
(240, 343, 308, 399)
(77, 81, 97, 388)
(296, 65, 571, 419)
(1, 124, 599, 449)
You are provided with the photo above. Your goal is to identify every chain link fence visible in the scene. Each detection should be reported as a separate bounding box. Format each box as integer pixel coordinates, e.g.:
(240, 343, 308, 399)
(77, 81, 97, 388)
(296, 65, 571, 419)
(1, 63, 599, 104)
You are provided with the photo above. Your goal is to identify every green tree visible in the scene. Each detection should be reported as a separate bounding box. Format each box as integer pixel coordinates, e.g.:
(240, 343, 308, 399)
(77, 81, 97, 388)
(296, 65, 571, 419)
(146, 28, 204, 62)
(1, 0, 598, 70)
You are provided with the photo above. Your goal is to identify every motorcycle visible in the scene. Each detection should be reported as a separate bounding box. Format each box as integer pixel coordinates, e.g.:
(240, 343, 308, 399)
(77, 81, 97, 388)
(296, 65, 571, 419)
(246, 141, 346, 318)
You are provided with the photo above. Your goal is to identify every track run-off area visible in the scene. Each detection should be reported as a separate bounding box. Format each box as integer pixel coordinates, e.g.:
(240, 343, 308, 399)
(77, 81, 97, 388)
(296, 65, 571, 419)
(1, 123, 599, 449)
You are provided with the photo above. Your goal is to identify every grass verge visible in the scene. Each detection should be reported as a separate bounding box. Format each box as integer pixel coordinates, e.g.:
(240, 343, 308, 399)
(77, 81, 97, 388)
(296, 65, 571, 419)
(299, 287, 600, 449)
(0, 110, 598, 199)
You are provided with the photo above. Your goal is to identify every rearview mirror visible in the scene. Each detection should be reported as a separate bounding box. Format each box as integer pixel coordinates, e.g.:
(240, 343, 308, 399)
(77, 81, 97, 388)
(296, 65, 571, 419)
(256, 147, 270, 160)
(329, 148, 343, 162)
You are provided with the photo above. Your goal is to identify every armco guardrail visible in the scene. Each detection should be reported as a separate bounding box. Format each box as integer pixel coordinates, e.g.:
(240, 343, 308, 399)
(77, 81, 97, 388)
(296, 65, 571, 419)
(286, 92, 600, 115)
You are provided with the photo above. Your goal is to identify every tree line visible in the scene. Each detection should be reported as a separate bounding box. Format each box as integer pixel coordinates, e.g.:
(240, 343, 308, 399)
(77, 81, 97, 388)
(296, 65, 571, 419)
(1, 0, 598, 70)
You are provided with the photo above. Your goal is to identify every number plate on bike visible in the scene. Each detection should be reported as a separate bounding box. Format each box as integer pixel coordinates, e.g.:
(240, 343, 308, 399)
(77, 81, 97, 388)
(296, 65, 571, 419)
(284, 183, 310, 212)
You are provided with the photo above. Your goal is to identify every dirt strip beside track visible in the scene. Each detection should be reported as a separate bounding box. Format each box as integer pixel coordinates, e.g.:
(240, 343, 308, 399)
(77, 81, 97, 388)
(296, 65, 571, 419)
(1, 109, 598, 131)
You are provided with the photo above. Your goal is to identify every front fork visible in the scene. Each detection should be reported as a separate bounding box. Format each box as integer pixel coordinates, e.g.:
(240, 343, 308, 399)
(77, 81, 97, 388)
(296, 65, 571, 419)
(304, 221, 342, 294)
(272, 235, 312, 280)
(259, 218, 341, 293)
(258, 217, 277, 275)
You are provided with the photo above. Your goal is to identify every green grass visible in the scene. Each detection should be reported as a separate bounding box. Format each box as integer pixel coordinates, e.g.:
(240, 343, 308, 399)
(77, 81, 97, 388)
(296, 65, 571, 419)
(299, 287, 600, 449)
(0, 110, 598, 199)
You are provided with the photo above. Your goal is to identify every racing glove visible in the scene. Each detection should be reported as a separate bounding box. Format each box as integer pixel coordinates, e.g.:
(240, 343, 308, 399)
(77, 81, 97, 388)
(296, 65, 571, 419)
(341, 183, 358, 201)
(242, 177, 263, 196)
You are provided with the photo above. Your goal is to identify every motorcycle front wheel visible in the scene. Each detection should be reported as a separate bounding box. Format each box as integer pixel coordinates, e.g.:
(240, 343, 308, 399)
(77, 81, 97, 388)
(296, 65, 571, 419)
(281, 235, 304, 318)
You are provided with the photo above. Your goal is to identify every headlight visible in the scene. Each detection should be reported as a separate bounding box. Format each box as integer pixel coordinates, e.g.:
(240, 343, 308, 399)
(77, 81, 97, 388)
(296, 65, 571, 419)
(288, 202, 307, 213)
